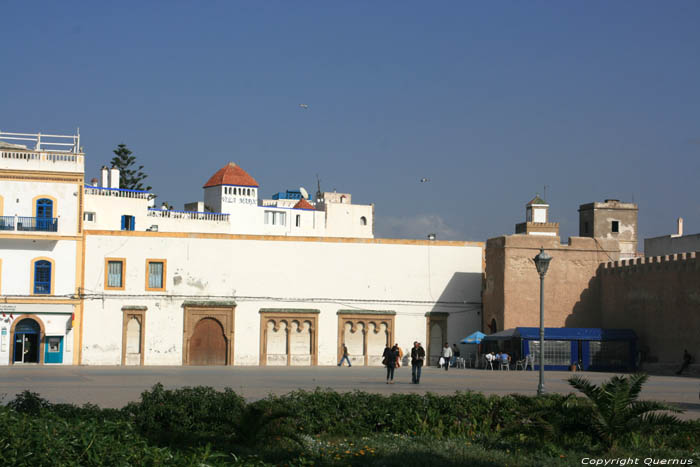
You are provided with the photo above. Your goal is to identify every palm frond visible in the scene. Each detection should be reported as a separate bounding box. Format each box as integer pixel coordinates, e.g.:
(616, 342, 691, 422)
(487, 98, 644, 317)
(627, 373, 648, 400)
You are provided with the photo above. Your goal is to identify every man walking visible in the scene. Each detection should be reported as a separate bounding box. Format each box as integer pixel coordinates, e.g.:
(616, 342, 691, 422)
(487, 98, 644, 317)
(442, 342, 453, 371)
(411, 341, 425, 384)
(338, 343, 351, 367)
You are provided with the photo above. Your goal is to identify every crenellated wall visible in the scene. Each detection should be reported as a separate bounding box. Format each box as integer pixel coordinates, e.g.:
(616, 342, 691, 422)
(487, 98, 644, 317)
(599, 252, 700, 364)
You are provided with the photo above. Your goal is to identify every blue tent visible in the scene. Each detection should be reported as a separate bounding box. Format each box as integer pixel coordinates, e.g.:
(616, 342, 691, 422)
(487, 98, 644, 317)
(482, 327, 637, 371)
(461, 331, 486, 344)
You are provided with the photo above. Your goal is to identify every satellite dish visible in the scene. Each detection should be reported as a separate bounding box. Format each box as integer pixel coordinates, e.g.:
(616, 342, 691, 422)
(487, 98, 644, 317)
(299, 187, 309, 199)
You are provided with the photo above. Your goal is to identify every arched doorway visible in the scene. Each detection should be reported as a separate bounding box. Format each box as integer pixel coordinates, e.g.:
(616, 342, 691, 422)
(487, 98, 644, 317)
(13, 318, 41, 364)
(189, 318, 227, 365)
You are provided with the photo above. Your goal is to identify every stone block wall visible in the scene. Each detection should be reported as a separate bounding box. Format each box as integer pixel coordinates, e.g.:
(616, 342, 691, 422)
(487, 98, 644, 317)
(600, 253, 700, 364)
(483, 235, 619, 333)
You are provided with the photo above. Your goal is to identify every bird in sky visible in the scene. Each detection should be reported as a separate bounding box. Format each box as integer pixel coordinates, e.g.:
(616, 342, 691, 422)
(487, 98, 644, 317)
(299, 104, 309, 109)
(420, 177, 430, 183)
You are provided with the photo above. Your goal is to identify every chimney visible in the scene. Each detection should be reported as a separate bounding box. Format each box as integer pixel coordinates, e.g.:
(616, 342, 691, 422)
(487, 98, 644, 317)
(90, 178, 98, 186)
(677, 217, 683, 237)
(100, 166, 109, 187)
(109, 167, 120, 189)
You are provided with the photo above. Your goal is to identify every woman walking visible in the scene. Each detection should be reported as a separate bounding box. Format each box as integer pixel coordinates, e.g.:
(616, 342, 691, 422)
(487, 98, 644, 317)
(383, 345, 398, 384)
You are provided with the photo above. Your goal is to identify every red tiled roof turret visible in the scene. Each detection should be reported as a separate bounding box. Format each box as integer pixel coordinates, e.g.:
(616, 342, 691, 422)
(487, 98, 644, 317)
(293, 198, 315, 210)
(203, 162, 259, 188)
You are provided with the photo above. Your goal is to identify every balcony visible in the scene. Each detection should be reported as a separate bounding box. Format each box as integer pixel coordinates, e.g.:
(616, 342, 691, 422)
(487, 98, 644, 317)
(0, 216, 58, 232)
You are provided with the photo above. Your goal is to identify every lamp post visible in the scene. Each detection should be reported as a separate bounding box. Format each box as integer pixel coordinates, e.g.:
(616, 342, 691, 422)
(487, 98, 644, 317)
(533, 247, 552, 396)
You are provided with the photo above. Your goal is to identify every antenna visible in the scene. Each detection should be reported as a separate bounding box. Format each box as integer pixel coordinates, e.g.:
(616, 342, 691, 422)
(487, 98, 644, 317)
(543, 185, 548, 202)
(299, 187, 309, 199)
(315, 174, 322, 202)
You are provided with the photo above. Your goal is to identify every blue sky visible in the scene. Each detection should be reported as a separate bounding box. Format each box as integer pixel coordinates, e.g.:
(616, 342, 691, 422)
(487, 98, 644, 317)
(3, 1, 699, 246)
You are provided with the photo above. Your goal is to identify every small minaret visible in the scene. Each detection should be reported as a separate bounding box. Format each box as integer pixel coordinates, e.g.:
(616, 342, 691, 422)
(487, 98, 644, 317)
(515, 194, 559, 236)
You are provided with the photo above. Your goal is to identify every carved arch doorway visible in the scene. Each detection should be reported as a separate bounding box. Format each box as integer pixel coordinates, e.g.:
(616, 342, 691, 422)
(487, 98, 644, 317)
(183, 302, 235, 366)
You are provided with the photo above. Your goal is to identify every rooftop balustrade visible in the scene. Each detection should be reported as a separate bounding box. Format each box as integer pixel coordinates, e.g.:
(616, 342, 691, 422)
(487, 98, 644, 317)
(1, 149, 85, 173)
(1, 131, 84, 173)
(84, 185, 153, 200)
(147, 208, 230, 222)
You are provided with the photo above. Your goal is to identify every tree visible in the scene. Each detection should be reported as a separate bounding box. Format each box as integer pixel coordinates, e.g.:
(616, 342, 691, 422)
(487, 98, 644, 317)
(568, 373, 682, 450)
(110, 144, 152, 191)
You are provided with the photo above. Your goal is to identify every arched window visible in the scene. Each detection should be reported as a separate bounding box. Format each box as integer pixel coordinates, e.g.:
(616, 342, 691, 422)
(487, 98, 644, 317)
(233, 187, 237, 195)
(340, 195, 346, 203)
(34, 260, 52, 294)
(360, 216, 367, 226)
(247, 188, 251, 196)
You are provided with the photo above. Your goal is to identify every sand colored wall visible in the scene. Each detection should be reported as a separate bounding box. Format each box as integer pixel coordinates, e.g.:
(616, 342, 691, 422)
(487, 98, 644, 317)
(483, 235, 619, 333)
(600, 253, 700, 364)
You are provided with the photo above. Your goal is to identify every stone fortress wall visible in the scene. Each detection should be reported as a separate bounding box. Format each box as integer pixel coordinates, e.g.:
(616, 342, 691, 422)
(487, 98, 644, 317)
(599, 252, 700, 365)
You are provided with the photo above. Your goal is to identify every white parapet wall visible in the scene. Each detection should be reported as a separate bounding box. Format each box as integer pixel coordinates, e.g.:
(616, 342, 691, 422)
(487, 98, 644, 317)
(81, 231, 483, 366)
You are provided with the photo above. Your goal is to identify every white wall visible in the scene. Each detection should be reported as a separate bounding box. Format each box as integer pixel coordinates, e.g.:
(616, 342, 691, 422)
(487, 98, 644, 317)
(82, 233, 483, 366)
(324, 203, 373, 238)
(0, 239, 77, 296)
(1, 180, 80, 236)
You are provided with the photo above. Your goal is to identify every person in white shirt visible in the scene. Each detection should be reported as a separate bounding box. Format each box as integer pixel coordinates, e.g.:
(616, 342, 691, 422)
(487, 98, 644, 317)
(441, 342, 453, 371)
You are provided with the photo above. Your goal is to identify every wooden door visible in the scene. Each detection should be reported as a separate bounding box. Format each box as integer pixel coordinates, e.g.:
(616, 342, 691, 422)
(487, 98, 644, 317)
(189, 318, 227, 365)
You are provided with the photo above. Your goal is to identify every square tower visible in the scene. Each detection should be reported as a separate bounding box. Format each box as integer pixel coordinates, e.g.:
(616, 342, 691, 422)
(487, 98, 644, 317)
(578, 199, 638, 259)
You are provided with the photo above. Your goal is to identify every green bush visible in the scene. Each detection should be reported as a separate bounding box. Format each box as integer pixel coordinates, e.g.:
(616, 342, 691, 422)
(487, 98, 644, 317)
(2, 380, 698, 465)
(124, 383, 246, 448)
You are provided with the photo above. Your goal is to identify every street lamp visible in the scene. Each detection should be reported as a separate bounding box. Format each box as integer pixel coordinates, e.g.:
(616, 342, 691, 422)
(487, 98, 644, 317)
(533, 247, 552, 396)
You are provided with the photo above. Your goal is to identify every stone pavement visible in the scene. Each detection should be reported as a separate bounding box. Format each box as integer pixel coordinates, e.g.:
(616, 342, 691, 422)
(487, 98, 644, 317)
(1, 365, 699, 419)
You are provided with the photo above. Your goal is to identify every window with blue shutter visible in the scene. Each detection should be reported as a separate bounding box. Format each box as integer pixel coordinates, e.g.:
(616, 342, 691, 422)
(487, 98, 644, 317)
(147, 261, 164, 290)
(34, 260, 51, 294)
(107, 260, 123, 288)
(121, 215, 135, 231)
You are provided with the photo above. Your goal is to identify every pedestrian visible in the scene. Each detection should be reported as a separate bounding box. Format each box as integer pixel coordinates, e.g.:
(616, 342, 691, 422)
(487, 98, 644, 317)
(676, 349, 693, 375)
(451, 343, 460, 367)
(411, 341, 425, 384)
(338, 343, 351, 367)
(393, 343, 403, 368)
(442, 342, 453, 371)
(383, 344, 398, 384)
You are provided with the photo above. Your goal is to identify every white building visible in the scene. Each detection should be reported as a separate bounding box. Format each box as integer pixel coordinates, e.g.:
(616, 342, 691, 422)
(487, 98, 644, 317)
(0, 131, 83, 365)
(2, 130, 484, 367)
(84, 161, 374, 238)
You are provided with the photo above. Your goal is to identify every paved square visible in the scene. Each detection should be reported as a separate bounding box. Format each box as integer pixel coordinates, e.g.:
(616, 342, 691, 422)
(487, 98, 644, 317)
(1, 366, 698, 419)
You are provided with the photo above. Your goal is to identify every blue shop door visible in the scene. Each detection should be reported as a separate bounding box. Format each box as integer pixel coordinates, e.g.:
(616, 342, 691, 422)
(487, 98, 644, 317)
(44, 336, 64, 364)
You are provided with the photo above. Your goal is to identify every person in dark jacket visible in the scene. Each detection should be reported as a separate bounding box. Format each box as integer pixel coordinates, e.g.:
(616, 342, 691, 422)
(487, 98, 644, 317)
(383, 345, 398, 384)
(411, 341, 426, 384)
(338, 344, 351, 367)
(677, 349, 693, 375)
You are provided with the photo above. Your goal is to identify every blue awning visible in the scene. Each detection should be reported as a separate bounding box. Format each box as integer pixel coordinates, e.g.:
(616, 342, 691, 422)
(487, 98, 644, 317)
(482, 327, 637, 342)
(516, 327, 636, 341)
(460, 331, 486, 344)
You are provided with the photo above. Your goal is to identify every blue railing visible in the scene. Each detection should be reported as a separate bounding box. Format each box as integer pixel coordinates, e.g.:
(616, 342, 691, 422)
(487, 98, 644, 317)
(0, 216, 15, 230)
(16, 217, 58, 232)
(0, 216, 14, 231)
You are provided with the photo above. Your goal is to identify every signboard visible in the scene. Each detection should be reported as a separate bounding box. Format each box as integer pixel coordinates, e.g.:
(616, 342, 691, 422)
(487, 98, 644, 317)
(0, 303, 74, 314)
